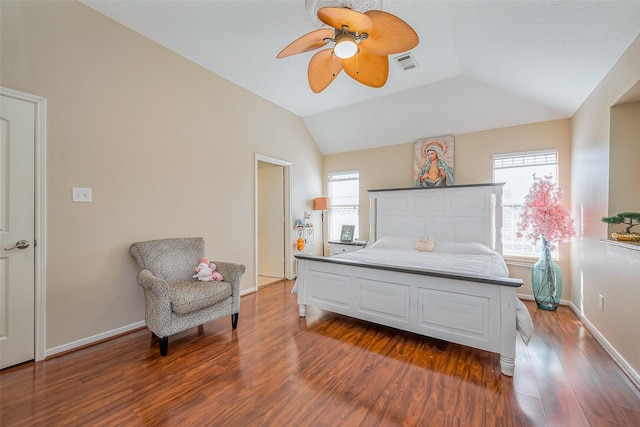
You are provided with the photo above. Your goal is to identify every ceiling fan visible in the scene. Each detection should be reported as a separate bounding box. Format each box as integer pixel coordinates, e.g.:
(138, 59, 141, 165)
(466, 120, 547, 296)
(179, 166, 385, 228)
(276, 6, 419, 93)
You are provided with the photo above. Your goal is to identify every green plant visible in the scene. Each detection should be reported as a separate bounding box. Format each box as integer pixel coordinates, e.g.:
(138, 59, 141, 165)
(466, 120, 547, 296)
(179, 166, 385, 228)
(601, 212, 640, 234)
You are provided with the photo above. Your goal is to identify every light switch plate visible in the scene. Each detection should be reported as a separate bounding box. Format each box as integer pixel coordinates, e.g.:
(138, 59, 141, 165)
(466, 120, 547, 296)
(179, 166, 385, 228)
(72, 187, 92, 203)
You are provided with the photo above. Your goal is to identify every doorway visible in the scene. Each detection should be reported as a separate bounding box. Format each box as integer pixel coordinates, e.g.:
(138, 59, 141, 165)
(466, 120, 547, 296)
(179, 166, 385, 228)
(255, 155, 292, 291)
(0, 87, 47, 368)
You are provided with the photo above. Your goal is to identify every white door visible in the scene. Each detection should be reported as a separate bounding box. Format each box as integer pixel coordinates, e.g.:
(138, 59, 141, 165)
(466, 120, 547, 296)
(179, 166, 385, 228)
(258, 164, 285, 278)
(0, 94, 36, 369)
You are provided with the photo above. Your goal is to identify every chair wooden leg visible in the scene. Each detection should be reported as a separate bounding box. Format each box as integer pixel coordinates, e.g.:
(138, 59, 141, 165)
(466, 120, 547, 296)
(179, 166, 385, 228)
(159, 336, 168, 356)
(231, 313, 239, 329)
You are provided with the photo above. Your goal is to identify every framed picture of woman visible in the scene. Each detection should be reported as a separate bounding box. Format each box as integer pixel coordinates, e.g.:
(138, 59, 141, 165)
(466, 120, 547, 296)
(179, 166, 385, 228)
(340, 225, 355, 242)
(413, 135, 455, 188)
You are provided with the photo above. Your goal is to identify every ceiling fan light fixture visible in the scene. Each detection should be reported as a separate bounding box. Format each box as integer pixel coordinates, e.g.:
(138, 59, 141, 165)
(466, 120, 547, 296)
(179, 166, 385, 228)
(334, 32, 358, 58)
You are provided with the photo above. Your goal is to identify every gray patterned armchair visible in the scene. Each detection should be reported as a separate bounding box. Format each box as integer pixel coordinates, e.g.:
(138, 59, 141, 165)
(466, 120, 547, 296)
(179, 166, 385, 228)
(130, 237, 246, 356)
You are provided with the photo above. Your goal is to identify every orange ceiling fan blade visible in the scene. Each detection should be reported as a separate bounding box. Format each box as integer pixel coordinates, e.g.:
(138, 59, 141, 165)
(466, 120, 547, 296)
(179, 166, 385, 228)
(317, 7, 372, 31)
(359, 10, 419, 55)
(342, 47, 389, 88)
(308, 49, 343, 93)
(276, 28, 334, 59)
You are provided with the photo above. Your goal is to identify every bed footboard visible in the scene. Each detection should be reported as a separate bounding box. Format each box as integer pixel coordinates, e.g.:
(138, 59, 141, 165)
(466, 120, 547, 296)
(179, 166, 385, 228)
(296, 256, 523, 376)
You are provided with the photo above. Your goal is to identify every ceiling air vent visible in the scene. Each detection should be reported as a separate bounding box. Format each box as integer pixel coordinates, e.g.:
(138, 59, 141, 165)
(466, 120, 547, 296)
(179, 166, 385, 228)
(395, 53, 418, 71)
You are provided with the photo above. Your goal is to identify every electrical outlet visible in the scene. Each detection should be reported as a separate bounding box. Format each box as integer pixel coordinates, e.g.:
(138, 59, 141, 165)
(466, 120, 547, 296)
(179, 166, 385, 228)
(72, 187, 92, 203)
(598, 294, 604, 311)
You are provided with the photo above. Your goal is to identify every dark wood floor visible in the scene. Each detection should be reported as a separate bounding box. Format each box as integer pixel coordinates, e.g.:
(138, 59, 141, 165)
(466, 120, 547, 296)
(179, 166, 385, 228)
(2, 280, 639, 426)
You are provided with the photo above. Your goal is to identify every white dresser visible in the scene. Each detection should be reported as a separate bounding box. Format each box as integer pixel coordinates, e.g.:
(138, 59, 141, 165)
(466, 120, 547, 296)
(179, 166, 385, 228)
(328, 240, 367, 256)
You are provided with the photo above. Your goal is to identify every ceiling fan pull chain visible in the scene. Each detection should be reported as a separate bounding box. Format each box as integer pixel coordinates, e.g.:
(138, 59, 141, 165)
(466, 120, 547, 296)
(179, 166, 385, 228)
(332, 52, 336, 77)
(356, 49, 359, 74)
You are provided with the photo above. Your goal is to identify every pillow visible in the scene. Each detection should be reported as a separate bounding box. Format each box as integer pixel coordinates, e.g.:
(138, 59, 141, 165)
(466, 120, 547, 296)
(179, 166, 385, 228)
(431, 241, 496, 255)
(368, 236, 416, 250)
(415, 236, 435, 252)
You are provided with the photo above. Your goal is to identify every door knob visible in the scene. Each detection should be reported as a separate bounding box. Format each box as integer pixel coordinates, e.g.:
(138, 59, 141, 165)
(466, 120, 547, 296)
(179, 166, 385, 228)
(4, 240, 30, 251)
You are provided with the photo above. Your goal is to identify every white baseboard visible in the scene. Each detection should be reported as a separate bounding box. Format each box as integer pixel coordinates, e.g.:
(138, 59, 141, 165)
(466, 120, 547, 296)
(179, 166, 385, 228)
(568, 303, 640, 391)
(45, 321, 146, 358)
(241, 287, 257, 296)
(517, 294, 639, 391)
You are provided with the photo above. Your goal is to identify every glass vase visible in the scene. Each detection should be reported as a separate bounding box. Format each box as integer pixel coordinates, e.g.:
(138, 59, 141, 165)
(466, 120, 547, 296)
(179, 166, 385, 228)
(532, 236, 562, 311)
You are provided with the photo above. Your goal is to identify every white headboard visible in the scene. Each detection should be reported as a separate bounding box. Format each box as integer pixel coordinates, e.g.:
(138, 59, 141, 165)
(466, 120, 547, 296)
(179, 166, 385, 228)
(368, 183, 504, 254)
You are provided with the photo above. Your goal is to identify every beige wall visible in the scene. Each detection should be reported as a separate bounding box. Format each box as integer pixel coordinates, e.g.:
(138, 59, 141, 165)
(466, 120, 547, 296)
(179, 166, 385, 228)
(324, 119, 572, 298)
(609, 101, 640, 216)
(258, 163, 285, 278)
(571, 35, 640, 377)
(1, 1, 323, 350)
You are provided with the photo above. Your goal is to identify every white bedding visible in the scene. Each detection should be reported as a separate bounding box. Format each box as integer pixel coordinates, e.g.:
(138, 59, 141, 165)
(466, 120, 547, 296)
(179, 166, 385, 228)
(334, 236, 510, 279)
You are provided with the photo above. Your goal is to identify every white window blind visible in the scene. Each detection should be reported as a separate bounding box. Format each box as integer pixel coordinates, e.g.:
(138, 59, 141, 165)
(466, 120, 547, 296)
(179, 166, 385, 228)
(493, 150, 559, 259)
(328, 171, 359, 241)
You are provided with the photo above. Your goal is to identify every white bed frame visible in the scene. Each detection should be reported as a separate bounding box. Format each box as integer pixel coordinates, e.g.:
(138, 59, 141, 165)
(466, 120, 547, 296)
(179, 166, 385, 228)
(295, 183, 524, 376)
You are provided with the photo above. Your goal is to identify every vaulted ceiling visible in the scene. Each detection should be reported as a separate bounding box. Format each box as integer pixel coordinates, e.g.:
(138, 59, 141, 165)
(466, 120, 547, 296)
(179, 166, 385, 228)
(80, 0, 640, 154)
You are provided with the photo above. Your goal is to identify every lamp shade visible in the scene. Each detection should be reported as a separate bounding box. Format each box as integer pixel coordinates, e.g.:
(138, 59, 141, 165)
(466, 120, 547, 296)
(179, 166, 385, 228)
(314, 197, 330, 211)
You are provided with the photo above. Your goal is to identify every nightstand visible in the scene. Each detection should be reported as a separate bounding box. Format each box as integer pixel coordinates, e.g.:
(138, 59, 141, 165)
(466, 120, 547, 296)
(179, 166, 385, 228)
(328, 240, 367, 256)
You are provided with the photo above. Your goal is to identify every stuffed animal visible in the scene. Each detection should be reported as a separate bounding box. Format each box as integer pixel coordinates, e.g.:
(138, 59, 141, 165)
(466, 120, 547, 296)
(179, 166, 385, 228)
(415, 236, 435, 252)
(193, 256, 224, 281)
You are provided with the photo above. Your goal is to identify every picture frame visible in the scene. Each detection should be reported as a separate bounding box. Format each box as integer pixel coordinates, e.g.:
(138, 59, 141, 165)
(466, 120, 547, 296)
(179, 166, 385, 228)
(413, 135, 455, 188)
(340, 225, 355, 242)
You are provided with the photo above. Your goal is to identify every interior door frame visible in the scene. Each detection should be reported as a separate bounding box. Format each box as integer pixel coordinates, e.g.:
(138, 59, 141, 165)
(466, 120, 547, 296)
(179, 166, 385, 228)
(254, 154, 293, 291)
(1, 87, 47, 362)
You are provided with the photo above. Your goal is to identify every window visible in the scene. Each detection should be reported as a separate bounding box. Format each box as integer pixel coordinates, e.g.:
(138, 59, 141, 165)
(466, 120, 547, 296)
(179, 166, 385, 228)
(328, 171, 359, 241)
(493, 150, 558, 259)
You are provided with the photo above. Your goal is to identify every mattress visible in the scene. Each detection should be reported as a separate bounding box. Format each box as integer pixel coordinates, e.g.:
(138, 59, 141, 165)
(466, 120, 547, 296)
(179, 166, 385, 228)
(333, 236, 510, 279)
